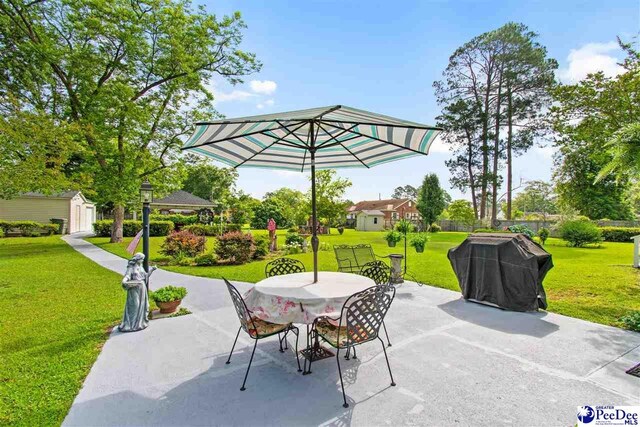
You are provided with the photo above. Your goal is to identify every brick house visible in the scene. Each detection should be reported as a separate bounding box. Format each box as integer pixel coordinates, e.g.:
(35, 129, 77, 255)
(347, 198, 422, 230)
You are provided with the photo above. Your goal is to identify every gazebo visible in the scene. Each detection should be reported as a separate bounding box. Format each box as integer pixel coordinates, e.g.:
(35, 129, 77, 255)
(151, 190, 216, 214)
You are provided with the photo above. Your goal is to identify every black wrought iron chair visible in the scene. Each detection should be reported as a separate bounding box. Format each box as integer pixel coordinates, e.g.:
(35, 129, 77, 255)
(310, 286, 396, 408)
(359, 261, 394, 347)
(264, 257, 306, 278)
(223, 278, 301, 391)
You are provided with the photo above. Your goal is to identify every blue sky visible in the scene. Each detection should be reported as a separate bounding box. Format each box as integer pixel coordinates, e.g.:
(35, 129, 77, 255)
(198, 0, 639, 202)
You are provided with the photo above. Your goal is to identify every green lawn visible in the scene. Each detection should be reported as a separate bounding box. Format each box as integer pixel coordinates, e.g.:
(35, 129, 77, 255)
(88, 229, 640, 328)
(0, 236, 123, 426)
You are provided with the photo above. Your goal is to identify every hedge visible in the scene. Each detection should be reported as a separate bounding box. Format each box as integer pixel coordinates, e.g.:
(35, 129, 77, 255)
(183, 223, 242, 236)
(0, 220, 59, 237)
(149, 213, 198, 228)
(92, 220, 174, 237)
(599, 227, 640, 242)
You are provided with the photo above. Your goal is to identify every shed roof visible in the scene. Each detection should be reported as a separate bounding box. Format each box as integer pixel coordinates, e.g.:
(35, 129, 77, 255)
(357, 209, 385, 216)
(151, 190, 215, 208)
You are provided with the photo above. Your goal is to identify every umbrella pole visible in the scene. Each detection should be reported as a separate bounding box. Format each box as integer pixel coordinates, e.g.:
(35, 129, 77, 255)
(310, 122, 319, 283)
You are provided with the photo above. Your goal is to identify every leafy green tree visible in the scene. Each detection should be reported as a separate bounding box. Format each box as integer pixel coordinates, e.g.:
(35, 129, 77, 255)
(391, 185, 418, 200)
(251, 199, 289, 229)
(309, 170, 352, 227)
(182, 157, 238, 203)
(551, 38, 638, 220)
(264, 188, 308, 226)
(417, 174, 446, 228)
(0, 0, 260, 241)
(228, 191, 259, 225)
(597, 123, 640, 182)
(447, 200, 476, 227)
(512, 181, 557, 220)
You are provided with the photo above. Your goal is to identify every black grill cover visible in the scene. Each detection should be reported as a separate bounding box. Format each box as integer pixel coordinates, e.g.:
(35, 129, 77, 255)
(447, 233, 553, 311)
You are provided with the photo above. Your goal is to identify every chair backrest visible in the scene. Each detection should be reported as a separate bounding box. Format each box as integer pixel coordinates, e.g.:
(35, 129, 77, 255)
(353, 244, 376, 267)
(334, 244, 357, 272)
(264, 257, 305, 278)
(223, 278, 256, 334)
(339, 286, 395, 346)
(359, 261, 391, 287)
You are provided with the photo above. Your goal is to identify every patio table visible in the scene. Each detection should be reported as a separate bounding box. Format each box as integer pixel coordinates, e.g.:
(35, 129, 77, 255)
(244, 272, 375, 325)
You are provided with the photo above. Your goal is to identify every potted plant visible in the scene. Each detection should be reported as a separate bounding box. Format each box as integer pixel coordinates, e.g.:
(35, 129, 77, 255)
(151, 285, 188, 314)
(395, 219, 415, 234)
(410, 233, 429, 253)
(385, 230, 402, 247)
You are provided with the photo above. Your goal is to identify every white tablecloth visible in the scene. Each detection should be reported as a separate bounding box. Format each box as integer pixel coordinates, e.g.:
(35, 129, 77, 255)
(244, 272, 375, 325)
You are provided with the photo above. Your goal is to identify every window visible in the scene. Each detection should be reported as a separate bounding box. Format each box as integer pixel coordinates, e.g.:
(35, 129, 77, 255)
(373, 217, 378, 224)
(405, 213, 410, 219)
(392, 212, 398, 219)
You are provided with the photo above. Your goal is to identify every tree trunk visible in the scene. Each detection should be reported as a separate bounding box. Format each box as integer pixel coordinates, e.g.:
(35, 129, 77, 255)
(110, 204, 124, 243)
(491, 75, 503, 226)
(506, 88, 513, 220)
(465, 128, 479, 219)
(480, 86, 491, 219)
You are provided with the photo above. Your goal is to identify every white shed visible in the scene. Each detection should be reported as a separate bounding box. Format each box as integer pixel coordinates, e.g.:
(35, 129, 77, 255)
(0, 191, 96, 234)
(355, 210, 385, 231)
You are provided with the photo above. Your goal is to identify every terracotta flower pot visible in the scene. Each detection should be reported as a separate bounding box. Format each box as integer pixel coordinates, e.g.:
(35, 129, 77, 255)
(157, 299, 182, 314)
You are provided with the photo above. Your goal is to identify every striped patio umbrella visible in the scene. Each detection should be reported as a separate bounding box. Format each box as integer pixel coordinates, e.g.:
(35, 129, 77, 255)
(182, 105, 442, 282)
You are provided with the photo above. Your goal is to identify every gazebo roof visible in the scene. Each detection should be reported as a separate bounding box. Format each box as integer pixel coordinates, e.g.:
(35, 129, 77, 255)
(151, 190, 215, 208)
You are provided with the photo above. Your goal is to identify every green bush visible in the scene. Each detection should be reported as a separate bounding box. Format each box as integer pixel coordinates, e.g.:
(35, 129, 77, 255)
(182, 223, 242, 236)
(194, 252, 217, 266)
(507, 224, 535, 238)
(599, 227, 640, 242)
(429, 223, 441, 233)
(253, 235, 270, 259)
(620, 311, 640, 332)
(285, 232, 305, 246)
(0, 220, 12, 235)
(215, 231, 255, 264)
(160, 230, 206, 258)
(92, 220, 173, 237)
(560, 220, 602, 247)
(150, 213, 197, 228)
(151, 286, 188, 303)
(538, 227, 550, 245)
(0, 220, 58, 237)
(472, 228, 499, 233)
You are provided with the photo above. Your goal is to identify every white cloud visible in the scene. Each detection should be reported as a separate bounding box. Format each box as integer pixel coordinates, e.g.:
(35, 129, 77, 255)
(215, 90, 256, 102)
(249, 80, 277, 95)
(256, 99, 275, 110)
(557, 41, 624, 83)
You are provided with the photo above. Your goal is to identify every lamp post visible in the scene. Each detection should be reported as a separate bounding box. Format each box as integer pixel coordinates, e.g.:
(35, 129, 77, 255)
(139, 179, 154, 274)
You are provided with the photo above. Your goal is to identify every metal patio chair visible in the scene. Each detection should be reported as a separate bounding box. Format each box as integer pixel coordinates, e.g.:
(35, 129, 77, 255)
(310, 286, 396, 408)
(359, 261, 394, 347)
(223, 278, 301, 391)
(264, 257, 305, 278)
(334, 244, 388, 273)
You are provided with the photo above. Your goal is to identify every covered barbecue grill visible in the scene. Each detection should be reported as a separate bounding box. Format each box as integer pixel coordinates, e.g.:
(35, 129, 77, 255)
(447, 233, 553, 311)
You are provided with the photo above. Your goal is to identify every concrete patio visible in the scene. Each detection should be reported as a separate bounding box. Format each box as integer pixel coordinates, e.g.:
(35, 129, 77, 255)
(63, 235, 639, 426)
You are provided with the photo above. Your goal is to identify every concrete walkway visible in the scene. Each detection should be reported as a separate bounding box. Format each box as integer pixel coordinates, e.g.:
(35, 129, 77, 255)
(63, 234, 639, 426)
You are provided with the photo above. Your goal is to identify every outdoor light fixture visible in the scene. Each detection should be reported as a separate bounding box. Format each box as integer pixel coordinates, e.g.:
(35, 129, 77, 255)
(140, 180, 154, 204)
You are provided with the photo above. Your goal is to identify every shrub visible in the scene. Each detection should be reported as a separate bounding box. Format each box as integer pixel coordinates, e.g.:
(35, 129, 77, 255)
(560, 220, 602, 247)
(283, 243, 303, 255)
(620, 311, 640, 332)
(599, 227, 640, 243)
(11, 221, 41, 236)
(538, 227, 550, 245)
(507, 224, 535, 238)
(151, 286, 188, 303)
(194, 252, 217, 266)
(287, 227, 299, 233)
(429, 223, 441, 233)
(93, 220, 173, 237)
(149, 221, 174, 236)
(93, 220, 112, 237)
(150, 214, 197, 229)
(0, 220, 59, 237)
(182, 223, 242, 236)
(473, 228, 499, 233)
(40, 224, 59, 236)
(0, 220, 12, 236)
(160, 230, 206, 258)
(183, 224, 207, 236)
(285, 232, 305, 246)
(215, 231, 255, 264)
(253, 235, 270, 259)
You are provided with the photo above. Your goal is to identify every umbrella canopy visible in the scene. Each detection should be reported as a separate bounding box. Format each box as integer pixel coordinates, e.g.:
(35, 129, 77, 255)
(182, 105, 442, 282)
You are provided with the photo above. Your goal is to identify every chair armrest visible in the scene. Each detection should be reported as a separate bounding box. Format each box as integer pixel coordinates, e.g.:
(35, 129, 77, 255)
(336, 257, 354, 271)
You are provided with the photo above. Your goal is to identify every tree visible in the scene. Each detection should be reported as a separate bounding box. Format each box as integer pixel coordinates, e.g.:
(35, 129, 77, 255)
(250, 199, 289, 229)
(434, 23, 556, 222)
(182, 157, 238, 203)
(416, 174, 446, 228)
(551, 38, 638, 220)
(227, 191, 259, 225)
(0, 0, 260, 241)
(309, 170, 352, 227)
(512, 181, 557, 220)
(391, 185, 418, 200)
(447, 200, 476, 227)
(264, 188, 308, 227)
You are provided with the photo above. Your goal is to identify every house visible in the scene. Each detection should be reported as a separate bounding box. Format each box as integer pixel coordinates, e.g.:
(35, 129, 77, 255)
(151, 190, 216, 214)
(0, 191, 96, 233)
(355, 210, 385, 231)
(347, 198, 422, 230)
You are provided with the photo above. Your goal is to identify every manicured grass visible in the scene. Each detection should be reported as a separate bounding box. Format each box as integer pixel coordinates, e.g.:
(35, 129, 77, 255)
(0, 236, 123, 426)
(88, 229, 640, 329)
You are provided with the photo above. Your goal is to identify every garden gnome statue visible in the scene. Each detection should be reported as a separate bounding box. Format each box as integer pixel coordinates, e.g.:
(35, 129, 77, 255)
(267, 218, 277, 252)
(119, 253, 155, 332)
